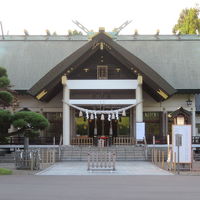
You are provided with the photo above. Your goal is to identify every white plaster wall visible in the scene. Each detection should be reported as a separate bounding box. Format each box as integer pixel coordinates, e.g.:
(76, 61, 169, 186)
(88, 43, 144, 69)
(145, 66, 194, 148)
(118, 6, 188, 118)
(16, 91, 197, 136)
(143, 91, 195, 113)
(143, 91, 197, 136)
(16, 91, 63, 112)
(17, 91, 195, 114)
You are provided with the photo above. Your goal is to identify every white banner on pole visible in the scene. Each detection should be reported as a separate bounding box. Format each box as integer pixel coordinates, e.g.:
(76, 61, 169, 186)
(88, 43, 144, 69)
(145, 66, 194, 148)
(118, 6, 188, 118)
(172, 125, 192, 163)
(136, 122, 145, 140)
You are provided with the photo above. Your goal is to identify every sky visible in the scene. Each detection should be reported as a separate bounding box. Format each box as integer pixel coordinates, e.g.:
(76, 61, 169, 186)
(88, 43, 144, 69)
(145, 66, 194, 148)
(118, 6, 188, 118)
(0, 0, 199, 35)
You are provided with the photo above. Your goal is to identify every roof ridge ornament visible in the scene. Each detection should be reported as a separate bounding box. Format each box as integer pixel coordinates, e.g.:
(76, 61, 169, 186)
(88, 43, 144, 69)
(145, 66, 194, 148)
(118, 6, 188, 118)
(72, 19, 133, 39)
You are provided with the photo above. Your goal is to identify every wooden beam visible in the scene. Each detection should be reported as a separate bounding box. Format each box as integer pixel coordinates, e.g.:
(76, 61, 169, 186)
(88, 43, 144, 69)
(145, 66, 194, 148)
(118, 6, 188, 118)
(69, 99, 136, 105)
(67, 80, 137, 90)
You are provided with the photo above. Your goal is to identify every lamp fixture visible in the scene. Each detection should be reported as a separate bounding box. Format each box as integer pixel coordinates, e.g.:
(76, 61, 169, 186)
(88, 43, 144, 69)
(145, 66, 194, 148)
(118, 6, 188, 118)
(116, 67, 120, 72)
(83, 68, 89, 72)
(186, 98, 192, 106)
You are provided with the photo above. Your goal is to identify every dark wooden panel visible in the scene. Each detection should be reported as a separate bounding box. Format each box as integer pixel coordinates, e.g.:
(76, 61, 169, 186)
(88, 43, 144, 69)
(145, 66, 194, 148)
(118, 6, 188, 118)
(69, 49, 136, 80)
(70, 89, 135, 99)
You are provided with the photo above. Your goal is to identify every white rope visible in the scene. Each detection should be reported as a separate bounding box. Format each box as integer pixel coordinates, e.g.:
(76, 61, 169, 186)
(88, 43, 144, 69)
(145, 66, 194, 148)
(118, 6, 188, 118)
(64, 101, 142, 114)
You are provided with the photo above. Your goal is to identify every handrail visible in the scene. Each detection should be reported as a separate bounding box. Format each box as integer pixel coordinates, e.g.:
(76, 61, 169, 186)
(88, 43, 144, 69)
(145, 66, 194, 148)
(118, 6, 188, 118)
(113, 137, 135, 145)
(71, 137, 93, 146)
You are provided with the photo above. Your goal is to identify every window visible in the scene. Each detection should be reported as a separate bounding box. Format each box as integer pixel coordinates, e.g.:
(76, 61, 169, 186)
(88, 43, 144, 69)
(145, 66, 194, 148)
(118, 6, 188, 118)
(143, 112, 162, 139)
(118, 116, 130, 136)
(97, 65, 108, 79)
(75, 117, 88, 136)
(196, 124, 200, 134)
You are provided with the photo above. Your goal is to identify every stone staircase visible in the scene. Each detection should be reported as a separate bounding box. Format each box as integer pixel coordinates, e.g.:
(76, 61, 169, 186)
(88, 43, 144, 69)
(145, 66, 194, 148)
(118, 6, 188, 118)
(0, 146, 147, 163)
(59, 145, 147, 161)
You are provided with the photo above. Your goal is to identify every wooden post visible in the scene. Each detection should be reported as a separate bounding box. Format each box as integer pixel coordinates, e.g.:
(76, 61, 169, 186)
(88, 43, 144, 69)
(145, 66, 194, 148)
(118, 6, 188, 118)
(47, 149, 49, 163)
(159, 150, 161, 165)
(162, 151, 164, 169)
(155, 149, 157, 164)
(113, 153, 116, 171)
(30, 154, 34, 171)
(87, 153, 90, 171)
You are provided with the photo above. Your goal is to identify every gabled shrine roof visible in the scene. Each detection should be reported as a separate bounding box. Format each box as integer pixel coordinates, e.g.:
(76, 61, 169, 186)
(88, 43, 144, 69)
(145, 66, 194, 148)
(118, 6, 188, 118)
(0, 33, 200, 97)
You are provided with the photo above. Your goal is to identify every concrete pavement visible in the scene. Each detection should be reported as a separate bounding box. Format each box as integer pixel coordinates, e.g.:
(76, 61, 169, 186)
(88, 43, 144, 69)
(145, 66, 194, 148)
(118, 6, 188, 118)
(0, 175, 200, 200)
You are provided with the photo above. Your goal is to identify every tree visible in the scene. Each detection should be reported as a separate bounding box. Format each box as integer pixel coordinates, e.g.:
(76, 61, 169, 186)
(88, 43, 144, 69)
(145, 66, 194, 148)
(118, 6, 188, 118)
(68, 29, 83, 36)
(173, 6, 200, 34)
(0, 110, 49, 144)
(0, 67, 14, 106)
(0, 110, 12, 143)
(12, 111, 49, 137)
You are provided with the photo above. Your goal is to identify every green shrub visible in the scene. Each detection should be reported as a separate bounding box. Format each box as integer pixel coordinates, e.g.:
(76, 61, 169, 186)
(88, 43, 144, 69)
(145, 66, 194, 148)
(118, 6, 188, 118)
(12, 111, 49, 130)
(0, 110, 12, 136)
(0, 76, 10, 88)
(0, 91, 13, 104)
(0, 67, 7, 77)
(0, 168, 12, 175)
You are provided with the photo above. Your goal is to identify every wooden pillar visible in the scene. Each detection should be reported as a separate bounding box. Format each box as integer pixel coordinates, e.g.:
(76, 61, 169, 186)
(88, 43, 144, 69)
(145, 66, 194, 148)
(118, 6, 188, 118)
(130, 108, 134, 137)
(162, 110, 166, 137)
(166, 111, 169, 136)
(136, 74, 143, 122)
(135, 75, 144, 141)
(192, 107, 196, 136)
(62, 75, 70, 145)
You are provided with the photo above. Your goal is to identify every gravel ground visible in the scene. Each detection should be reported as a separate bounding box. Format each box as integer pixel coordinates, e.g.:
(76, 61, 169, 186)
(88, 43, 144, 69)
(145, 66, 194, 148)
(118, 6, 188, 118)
(154, 161, 200, 176)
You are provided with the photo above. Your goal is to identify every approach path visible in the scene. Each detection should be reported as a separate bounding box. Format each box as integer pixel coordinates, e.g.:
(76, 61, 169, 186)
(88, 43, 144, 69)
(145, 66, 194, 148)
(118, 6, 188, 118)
(37, 161, 172, 175)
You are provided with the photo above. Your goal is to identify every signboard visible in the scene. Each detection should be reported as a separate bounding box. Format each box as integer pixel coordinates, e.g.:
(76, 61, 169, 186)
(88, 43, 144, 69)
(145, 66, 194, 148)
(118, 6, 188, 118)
(136, 122, 145, 140)
(172, 125, 192, 163)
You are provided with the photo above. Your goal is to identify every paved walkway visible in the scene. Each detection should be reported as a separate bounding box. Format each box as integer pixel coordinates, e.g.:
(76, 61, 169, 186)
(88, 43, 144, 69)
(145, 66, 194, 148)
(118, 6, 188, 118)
(37, 161, 172, 175)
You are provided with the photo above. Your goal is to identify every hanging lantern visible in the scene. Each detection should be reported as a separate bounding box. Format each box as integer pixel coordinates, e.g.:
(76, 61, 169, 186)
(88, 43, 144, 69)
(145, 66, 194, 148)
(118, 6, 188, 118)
(122, 110, 126, 116)
(101, 114, 105, 120)
(90, 113, 94, 120)
(112, 113, 115, 119)
(79, 111, 83, 117)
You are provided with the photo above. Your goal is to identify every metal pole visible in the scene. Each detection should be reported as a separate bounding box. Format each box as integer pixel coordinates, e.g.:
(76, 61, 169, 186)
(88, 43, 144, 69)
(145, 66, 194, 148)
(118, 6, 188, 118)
(0, 21, 5, 39)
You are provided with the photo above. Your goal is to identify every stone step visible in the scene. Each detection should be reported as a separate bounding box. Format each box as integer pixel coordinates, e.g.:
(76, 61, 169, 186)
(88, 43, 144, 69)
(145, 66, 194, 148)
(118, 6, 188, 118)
(59, 146, 146, 161)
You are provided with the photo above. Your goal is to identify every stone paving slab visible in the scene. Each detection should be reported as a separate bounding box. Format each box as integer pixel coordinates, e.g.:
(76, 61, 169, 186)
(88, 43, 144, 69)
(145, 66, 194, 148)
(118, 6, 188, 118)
(37, 161, 172, 175)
